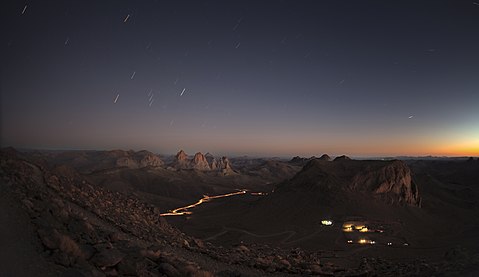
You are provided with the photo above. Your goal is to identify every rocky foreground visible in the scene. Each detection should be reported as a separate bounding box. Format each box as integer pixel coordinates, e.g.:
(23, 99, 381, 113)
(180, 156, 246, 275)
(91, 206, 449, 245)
(1, 149, 477, 276)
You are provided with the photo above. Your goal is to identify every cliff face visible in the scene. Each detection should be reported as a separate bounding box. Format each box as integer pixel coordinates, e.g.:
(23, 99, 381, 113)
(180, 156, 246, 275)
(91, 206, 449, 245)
(191, 152, 211, 170)
(350, 160, 421, 206)
(176, 150, 188, 161)
(285, 158, 421, 207)
(172, 150, 190, 169)
(217, 157, 235, 175)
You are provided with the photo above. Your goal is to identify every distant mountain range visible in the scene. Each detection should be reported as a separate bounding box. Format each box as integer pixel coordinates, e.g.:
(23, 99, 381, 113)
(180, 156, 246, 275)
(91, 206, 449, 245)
(168, 150, 236, 175)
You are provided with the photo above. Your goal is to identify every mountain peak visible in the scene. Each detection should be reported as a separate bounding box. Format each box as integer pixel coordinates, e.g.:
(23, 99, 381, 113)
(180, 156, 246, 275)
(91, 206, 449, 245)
(176, 150, 188, 161)
(287, 159, 421, 207)
(333, 155, 351, 161)
(319, 154, 331, 161)
(192, 152, 210, 170)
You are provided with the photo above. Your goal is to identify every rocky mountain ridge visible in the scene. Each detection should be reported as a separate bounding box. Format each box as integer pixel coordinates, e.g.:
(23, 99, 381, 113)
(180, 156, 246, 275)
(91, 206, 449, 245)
(290, 154, 331, 166)
(115, 150, 164, 169)
(170, 150, 235, 175)
(0, 149, 328, 276)
(291, 158, 421, 206)
(1, 148, 475, 276)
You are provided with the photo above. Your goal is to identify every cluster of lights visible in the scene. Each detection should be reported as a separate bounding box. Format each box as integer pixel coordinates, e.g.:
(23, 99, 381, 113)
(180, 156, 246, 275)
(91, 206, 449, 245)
(342, 223, 371, 233)
(343, 226, 353, 232)
(348, 239, 376, 245)
(321, 220, 333, 226)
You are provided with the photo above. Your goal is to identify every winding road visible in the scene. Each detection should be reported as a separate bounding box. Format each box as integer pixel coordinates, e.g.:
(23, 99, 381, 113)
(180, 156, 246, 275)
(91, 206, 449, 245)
(160, 189, 249, 216)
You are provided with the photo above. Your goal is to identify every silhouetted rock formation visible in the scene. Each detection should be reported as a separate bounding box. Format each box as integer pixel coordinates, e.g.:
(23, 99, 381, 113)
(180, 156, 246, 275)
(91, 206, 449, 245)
(318, 154, 331, 161)
(333, 155, 351, 161)
(205, 152, 215, 165)
(217, 156, 235, 175)
(176, 149, 188, 161)
(115, 150, 164, 169)
(192, 152, 211, 170)
(172, 150, 190, 169)
(350, 160, 421, 206)
(170, 150, 235, 173)
(290, 156, 304, 163)
(283, 159, 421, 207)
(289, 156, 316, 165)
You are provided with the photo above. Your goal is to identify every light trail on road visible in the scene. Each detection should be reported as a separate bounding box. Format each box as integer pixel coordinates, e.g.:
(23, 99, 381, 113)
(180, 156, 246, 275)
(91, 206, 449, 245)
(160, 190, 248, 216)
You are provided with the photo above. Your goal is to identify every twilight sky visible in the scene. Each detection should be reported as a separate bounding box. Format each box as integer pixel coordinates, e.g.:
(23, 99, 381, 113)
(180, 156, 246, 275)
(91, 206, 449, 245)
(2, 0, 479, 157)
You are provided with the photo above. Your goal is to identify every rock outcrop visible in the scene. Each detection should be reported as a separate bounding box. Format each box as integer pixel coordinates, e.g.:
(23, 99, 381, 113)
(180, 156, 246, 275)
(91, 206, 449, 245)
(205, 153, 216, 170)
(192, 152, 211, 170)
(216, 156, 235, 175)
(333, 155, 351, 161)
(350, 160, 421, 206)
(284, 159, 421, 207)
(115, 150, 163, 169)
(210, 159, 218, 170)
(170, 150, 235, 173)
(290, 154, 330, 164)
(172, 150, 190, 169)
(318, 154, 331, 161)
(289, 156, 316, 165)
(138, 154, 163, 167)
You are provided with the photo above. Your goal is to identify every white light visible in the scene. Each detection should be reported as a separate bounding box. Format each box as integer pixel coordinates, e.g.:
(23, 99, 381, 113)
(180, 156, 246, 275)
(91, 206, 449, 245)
(321, 220, 333, 226)
(387, 242, 392, 246)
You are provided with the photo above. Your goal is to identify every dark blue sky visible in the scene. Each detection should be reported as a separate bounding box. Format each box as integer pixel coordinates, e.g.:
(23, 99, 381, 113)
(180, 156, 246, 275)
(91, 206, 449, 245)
(2, 0, 479, 157)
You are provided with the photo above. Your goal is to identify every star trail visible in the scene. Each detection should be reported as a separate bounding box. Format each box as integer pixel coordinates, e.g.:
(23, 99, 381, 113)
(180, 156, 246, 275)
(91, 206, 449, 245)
(1, 0, 479, 157)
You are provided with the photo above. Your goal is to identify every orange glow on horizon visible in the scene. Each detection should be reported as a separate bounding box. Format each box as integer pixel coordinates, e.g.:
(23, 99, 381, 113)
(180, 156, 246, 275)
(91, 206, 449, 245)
(436, 143, 479, 156)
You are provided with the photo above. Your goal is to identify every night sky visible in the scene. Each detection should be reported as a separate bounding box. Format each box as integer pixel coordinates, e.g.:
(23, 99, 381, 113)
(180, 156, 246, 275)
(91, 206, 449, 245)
(2, 0, 479, 157)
